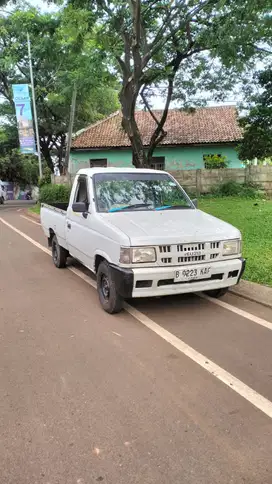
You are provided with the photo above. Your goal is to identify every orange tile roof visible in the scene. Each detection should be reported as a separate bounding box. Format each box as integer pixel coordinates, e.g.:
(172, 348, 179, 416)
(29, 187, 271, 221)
(72, 106, 242, 149)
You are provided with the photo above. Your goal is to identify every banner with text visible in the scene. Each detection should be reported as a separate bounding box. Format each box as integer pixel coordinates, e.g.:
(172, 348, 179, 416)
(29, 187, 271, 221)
(12, 84, 36, 154)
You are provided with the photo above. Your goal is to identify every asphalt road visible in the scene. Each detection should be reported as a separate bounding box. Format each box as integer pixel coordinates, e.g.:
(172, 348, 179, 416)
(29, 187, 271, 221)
(1, 206, 272, 484)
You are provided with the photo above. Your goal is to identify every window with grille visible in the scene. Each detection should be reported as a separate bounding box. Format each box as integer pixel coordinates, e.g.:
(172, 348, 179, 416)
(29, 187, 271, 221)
(150, 157, 165, 170)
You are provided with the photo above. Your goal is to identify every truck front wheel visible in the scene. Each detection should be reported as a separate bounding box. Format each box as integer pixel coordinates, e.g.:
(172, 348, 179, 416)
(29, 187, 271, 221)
(0, 196, 4, 204)
(97, 261, 123, 314)
(52, 235, 67, 268)
(205, 287, 229, 298)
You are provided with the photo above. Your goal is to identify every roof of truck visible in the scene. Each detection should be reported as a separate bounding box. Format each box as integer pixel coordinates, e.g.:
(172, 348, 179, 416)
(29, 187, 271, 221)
(77, 167, 166, 176)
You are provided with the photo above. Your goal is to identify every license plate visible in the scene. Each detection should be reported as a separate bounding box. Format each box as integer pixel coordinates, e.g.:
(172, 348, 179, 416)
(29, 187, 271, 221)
(174, 266, 211, 282)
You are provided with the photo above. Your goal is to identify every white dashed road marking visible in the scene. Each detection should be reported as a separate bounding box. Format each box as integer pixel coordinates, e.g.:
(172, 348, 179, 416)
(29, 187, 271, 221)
(20, 214, 41, 225)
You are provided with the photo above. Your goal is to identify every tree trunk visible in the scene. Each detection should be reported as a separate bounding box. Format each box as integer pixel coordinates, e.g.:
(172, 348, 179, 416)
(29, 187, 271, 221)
(119, 80, 147, 168)
(39, 137, 54, 172)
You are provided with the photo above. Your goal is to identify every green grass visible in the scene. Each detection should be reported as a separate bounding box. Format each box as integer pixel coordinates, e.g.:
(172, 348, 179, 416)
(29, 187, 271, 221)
(199, 197, 272, 287)
(29, 204, 40, 215)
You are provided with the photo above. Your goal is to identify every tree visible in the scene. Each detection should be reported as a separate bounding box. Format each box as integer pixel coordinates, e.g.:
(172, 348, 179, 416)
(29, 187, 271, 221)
(0, 7, 119, 172)
(63, 0, 271, 167)
(0, 149, 39, 185)
(238, 66, 272, 161)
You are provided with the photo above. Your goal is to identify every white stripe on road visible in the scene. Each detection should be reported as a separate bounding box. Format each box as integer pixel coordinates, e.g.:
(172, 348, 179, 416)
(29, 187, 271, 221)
(1, 215, 272, 420)
(20, 215, 41, 226)
(0, 217, 51, 255)
(199, 293, 272, 332)
(125, 304, 272, 419)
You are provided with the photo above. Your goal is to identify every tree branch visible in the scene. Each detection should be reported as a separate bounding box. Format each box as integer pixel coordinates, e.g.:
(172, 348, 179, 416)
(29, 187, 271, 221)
(143, 0, 216, 68)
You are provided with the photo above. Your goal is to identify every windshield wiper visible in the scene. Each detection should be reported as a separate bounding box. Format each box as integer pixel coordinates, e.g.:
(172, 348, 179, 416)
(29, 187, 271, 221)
(155, 205, 191, 210)
(109, 203, 152, 213)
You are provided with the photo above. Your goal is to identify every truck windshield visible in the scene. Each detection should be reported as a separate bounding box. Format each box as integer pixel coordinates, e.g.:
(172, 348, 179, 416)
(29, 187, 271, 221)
(93, 172, 193, 213)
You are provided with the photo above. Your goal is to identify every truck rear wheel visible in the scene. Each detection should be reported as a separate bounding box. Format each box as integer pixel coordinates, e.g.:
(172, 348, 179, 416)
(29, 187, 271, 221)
(97, 261, 123, 314)
(52, 235, 67, 268)
(205, 287, 229, 298)
(0, 196, 4, 205)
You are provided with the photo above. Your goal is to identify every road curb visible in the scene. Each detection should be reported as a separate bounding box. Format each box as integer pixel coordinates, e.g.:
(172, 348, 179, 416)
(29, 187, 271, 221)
(230, 280, 272, 309)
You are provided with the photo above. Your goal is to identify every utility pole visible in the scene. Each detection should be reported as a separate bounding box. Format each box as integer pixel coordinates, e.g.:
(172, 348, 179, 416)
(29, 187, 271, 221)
(66, 83, 77, 174)
(27, 32, 42, 178)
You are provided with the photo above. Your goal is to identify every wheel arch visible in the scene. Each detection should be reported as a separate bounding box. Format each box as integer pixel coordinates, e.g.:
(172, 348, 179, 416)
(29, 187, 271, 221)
(48, 228, 55, 247)
(94, 251, 112, 273)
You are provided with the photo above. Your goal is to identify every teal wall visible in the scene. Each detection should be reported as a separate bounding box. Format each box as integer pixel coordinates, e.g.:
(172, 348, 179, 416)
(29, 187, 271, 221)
(70, 144, 243, 173)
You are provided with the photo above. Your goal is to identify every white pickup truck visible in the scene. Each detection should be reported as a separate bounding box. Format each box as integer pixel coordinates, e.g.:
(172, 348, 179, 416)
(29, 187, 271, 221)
(41, 168, 245, 313)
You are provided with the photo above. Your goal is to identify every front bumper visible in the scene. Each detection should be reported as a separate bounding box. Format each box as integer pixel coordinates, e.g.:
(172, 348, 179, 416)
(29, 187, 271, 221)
(111, 258, 246, 299)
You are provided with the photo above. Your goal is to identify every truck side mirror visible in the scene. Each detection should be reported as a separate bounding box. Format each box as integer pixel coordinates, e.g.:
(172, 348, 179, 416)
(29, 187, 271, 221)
(72, 201, 88, 213)
(192, 198, 198, 208)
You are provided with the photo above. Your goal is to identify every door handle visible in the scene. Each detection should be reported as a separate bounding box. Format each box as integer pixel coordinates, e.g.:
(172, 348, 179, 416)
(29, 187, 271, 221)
(67, 222, 71, 229)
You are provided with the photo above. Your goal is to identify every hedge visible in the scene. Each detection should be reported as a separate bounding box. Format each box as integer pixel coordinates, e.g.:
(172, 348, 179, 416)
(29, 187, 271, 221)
(39, 184, 71, 204)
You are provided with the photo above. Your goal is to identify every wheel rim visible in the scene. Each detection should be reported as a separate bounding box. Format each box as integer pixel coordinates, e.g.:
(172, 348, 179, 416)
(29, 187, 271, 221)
(52, 240, 59, 263)
(101, 274, 110, 300)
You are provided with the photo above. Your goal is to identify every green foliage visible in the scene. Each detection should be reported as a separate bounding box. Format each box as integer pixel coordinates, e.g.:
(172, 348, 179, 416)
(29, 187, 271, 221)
(211, 180, 264, 198)
(0, 122, 18, 157)
(39, 184, 71, 204)
(38, 166, 52, 187)
(0, 7, 119, 171)
(0, 149, 39, 185)
(200, 198, 272, 286)
(204, 155, 229, 169)
(238, 66, 272, 161)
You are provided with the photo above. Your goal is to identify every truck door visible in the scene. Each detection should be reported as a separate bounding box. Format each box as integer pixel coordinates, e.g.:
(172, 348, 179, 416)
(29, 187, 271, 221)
(66, 175, 93, 269)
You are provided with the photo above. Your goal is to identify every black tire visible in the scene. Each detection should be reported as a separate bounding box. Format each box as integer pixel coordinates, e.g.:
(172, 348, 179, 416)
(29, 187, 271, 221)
(97, 261, 123, 314)
(205, 287, 229, 298)
(0, 196, 4, 205)
(52, 235, 67, 268)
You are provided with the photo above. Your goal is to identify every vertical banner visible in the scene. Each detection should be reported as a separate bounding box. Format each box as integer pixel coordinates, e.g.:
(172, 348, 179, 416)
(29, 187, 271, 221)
(12, 84, 36, 154)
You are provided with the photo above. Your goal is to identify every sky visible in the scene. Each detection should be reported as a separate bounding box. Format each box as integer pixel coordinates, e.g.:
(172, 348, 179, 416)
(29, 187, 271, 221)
(24, 0, 58, 11)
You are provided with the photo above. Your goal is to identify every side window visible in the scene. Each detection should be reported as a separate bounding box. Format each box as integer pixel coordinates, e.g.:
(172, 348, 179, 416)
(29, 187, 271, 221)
(74, 176, 89, 205)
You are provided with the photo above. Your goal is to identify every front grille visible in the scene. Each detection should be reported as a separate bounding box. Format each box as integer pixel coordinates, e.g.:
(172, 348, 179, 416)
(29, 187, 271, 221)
(210, 242, 220, 249)
(159, 245, 171, 253)
(178, 255, 205, 263)
(210, 253, 219, 260)
(157, 241, 222, 266)
(177, 243, 204, 252)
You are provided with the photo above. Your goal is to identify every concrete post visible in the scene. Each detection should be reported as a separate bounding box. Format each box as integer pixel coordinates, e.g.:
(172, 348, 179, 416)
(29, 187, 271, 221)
(196, 169, 202, 197)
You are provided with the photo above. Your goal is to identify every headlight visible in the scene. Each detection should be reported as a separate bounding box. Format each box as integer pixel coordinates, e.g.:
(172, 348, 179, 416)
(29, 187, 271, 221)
(120, 247, 156, 264)
(223, 239, 241, 256)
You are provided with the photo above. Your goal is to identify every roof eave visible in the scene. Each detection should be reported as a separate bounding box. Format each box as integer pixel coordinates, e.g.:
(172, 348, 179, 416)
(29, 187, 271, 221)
(71, 139, 242, 151)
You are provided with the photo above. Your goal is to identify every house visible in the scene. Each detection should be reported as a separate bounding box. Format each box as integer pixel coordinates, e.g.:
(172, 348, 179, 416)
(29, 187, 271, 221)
(70, 106, 243, 173)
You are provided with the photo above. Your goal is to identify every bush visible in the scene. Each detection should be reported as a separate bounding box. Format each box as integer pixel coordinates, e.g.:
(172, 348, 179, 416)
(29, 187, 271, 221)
(38, 166, 52, 187)
(211, 180, 265, 198)
(204, 154, 229, 169)
(39, 184, 71, 204)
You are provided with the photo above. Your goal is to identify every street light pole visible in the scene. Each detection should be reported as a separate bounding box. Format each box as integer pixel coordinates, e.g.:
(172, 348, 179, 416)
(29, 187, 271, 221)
(27, 32, 42, 178)
(66, 83, 77, 174)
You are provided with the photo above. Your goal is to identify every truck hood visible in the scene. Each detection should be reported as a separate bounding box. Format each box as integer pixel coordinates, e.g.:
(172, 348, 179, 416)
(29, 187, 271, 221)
(100, 209, 241, 245)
